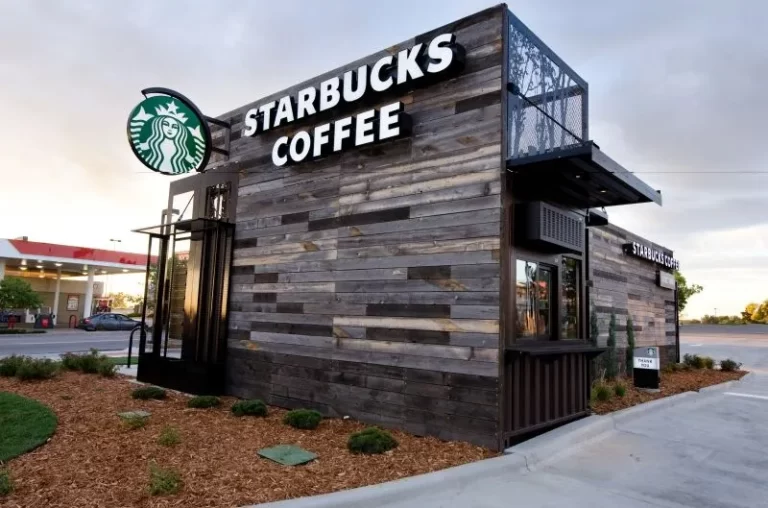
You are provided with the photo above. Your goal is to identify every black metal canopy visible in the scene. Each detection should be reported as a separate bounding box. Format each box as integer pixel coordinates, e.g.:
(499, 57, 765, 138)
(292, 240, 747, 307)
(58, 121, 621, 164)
(506, 141, 662, 208)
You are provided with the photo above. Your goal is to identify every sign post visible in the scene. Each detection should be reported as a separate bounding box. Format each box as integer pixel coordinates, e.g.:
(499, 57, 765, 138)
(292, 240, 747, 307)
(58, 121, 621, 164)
(633, 346, 660, 390)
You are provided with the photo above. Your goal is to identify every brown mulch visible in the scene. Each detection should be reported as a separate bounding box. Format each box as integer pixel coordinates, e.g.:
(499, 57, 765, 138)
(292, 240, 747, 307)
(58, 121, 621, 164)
(591, 369, 748, 415)
(0, 373, 495, 508)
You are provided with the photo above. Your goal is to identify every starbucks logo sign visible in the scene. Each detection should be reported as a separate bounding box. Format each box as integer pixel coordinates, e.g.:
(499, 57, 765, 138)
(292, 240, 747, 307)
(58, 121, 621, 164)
(127, 90, 212, 175)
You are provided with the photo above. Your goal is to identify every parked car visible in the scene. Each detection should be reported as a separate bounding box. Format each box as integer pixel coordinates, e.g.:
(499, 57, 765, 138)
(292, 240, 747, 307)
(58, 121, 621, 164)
(77, 313, 141, 331)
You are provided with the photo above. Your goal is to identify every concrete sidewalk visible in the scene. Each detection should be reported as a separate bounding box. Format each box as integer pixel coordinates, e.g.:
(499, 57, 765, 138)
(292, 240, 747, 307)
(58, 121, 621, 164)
(254, 373, 768, 508)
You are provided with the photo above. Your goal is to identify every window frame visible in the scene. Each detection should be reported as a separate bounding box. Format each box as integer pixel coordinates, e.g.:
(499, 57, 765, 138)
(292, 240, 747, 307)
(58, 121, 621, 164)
(512, 248, 585, 344)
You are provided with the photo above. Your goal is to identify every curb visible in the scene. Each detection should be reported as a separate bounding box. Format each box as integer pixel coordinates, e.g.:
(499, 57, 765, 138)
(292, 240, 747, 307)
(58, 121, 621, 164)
(251, 453, 529, 508)
(503, 414, 614, 470)
(697, 372, 752, 393)
(244, 376, 749, 507)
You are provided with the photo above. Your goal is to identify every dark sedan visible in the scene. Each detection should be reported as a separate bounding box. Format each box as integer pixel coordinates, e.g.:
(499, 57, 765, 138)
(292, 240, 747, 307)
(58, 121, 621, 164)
(77, 313, 141, 331)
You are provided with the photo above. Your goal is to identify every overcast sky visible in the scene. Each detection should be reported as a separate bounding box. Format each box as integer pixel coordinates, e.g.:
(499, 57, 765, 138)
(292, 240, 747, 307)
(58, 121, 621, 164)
(0, 1, 766, 317)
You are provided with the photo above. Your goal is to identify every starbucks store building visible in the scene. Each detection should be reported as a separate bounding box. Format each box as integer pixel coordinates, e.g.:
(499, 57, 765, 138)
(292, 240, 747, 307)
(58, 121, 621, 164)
(130, 5, 680, 450)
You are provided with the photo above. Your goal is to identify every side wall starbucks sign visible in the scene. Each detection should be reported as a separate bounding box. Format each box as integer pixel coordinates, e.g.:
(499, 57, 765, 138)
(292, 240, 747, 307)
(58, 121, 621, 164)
(127, 88, 213, 175)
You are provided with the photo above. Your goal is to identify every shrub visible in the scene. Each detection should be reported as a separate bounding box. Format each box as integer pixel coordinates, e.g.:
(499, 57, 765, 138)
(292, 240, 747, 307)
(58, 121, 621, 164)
(0, 468, 11, 497)
(283, 409, 323, 430)
(157, 426, 181, 447)
(626, 316, 635, 375)
(605, 313, 618, 380)
(132, 386, 166, 400)
(231, 399, 268, 417)
(187, 395, 220, 409)
(16, 358, 59, 381)
(121, 414, 149, 430)
(0, 355, 28, 377)
(98, 361, 118, 378)
(594, 383, 612, 402)
(720, 358, 742, 372)
(614, 383, 627, 397)
(347, 427, 398, 455)
(662, 363, 675, 374)
(148, 464, 182, 496)
(61, 349, 116, 376)
(683, 353, 709, 369)
(702, 356, 715, 369)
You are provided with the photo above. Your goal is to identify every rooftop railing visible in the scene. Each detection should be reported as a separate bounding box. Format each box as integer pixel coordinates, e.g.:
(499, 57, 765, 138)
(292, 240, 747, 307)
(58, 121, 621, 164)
(507, 11, 589, 160)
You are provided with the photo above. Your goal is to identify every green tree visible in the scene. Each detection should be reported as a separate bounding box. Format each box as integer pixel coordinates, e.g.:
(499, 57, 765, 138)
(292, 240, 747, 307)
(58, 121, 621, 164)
(751, 300, 768, 323)
(675, 271, 703, 314)
(605, 312, 619, 380)
(0, 278, 43, 311)
(626, 316, 635, 375)
(107, 292, 140, 309)
(589, 306, 599, 345)
(742, 302, 758, 322)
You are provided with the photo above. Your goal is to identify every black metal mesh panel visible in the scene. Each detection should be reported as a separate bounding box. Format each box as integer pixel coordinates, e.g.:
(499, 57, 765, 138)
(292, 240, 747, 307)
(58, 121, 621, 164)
(507, 11, 588, 159)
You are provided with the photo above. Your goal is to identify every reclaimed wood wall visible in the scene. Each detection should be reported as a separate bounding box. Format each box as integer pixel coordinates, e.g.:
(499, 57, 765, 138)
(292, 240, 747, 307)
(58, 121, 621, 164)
(211, 7, 506, 448)
(589, 224, 677, 365)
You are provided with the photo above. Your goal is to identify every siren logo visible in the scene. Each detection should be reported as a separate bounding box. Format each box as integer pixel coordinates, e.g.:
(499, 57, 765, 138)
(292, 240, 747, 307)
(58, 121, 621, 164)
(127, 94, 210, 175)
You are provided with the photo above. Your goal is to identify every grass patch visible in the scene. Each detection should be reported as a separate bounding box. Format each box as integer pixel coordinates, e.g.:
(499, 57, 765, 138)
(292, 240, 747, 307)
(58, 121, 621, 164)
(107, 356, 139, 366)
(187, 395, 220, 409)
(0, 392, 58, 461)
(347, 427, 398, 455)
(283, 409, 322, 430)
(0, 468, 11, 496)
(157, 426, 181, 447)
(131, 386, 166, 400)
(148, 464, 182, 496)
(231, 399, 267, 417)
(614, 383, 627, 397)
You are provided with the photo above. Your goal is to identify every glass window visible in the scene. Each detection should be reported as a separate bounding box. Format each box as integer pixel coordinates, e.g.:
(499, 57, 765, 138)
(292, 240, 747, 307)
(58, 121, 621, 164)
(515, 259, 553, 339)
(561, 258, 580, 339)
(516, 260, 537, 337)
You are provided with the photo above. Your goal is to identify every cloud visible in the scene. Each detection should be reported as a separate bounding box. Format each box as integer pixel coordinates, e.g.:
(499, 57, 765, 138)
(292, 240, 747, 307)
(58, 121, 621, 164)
(0, 0, 764, 317)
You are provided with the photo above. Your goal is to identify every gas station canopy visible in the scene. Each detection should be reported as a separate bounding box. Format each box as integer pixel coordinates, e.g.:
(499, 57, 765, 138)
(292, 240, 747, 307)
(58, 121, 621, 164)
(0, 238, 148, 279)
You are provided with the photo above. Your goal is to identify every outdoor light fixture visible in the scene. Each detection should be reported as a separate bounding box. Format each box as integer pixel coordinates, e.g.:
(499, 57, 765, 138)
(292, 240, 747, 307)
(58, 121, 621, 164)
(82, 271, 87, 275)
(599, 189, 607, 194)
(36, 265, 43, 269)
(101, 270, 107, 274)
(122, 269, 129, 272)
(54, 262, 63, 267)
(20, 267, 27, 271)
(20, 259, 26, 266)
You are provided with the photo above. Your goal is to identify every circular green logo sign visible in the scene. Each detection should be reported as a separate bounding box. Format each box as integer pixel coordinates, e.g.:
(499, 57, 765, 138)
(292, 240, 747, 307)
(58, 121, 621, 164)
(127, 94, 210, 175)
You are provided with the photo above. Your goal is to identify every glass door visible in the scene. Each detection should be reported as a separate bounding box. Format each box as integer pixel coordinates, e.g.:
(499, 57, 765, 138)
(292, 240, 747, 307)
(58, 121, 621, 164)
(515, 259, 556, 340)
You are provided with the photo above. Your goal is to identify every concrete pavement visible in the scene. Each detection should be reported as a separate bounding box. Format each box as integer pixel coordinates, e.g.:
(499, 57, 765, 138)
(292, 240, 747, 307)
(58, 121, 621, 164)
(681, 325, 768, 374)
(256, 327, 768, 508)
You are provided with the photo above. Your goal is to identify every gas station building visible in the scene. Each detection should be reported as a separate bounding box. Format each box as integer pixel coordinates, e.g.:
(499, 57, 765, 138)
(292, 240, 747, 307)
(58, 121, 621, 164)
(0, 237, 147, 326)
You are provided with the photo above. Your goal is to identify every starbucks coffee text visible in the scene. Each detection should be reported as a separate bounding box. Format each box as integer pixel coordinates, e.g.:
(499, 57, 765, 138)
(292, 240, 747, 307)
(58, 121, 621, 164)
(239, 33, 464, 166)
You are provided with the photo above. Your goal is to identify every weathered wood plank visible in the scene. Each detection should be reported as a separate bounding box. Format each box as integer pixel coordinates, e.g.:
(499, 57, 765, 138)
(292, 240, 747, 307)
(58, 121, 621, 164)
(278, 268, 407, 283)
(338, 222, 500, 249)
(333, 316, 499, 334)
(335, 278, 500, 293)
(250, 250, 498, 273)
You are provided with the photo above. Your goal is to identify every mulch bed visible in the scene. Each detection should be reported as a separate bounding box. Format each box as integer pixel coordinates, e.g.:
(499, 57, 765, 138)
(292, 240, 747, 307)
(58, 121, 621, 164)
(0, 372, 494, 507)
(591, 369, 747, 415)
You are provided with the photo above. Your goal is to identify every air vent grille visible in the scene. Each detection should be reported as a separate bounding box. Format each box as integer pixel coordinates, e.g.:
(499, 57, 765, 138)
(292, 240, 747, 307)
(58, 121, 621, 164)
(541, 205, 582, 250)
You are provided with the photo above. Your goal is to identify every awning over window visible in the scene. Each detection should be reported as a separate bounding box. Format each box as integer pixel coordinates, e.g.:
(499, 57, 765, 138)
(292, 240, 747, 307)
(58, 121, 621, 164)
(506, 142, 662, 208)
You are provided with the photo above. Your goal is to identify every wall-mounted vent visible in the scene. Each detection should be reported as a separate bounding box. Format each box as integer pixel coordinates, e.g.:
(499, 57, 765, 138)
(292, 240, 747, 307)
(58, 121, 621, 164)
(520, 201, 584, 253)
